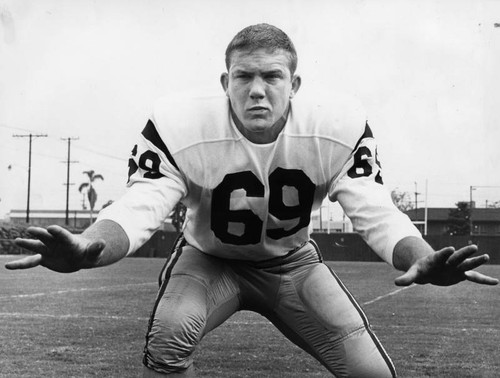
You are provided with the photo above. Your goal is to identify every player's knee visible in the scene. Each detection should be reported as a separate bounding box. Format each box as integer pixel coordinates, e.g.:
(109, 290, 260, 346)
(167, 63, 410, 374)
(342, 327, 397, 378)
(144, 300, 206, 374)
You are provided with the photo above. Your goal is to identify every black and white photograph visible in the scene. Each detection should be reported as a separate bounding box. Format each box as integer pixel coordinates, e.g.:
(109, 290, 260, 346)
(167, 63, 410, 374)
(1, 1, 499, 377)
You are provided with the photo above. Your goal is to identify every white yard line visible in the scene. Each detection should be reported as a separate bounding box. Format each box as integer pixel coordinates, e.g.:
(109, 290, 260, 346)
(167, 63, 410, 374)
(1, 281, 417, 322)
(0, 282, 156, 300)
(0, 312, 149, 321)
(362, 284, 416, 306)
(0, 311, 273, 324)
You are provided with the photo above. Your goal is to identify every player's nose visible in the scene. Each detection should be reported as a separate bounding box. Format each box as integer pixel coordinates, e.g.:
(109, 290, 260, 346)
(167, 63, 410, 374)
(249, 77, 266, 100)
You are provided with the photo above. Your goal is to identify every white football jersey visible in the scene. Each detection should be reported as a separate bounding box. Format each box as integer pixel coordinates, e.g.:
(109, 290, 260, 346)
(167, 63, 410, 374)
(98, 94, 421, 263)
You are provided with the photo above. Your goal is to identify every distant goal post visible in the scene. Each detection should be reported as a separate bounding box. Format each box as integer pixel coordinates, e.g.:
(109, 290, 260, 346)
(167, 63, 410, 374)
(412, 220, 427, 235)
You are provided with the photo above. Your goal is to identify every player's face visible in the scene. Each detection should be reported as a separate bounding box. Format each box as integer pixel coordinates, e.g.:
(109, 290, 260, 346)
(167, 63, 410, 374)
(221, 48, 301, 143)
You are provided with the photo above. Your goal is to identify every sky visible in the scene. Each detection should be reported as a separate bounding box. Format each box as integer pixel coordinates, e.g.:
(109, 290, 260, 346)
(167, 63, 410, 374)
(1, 0, 499, 220)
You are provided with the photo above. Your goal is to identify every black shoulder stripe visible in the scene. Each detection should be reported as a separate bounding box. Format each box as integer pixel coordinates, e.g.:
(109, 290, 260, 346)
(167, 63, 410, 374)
(141, 119, 179, 171)
(353, 121, 373, 151)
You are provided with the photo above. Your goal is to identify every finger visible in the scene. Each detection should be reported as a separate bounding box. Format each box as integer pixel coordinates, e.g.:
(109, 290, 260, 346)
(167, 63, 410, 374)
(14, 238, 48, 255)
(85, 240, 106, 261)
(25, 226, 48, 234)
(464, 270, 499, 286)
(432, 247, 455, 266)
(25, 226, 56, 246)
(446, 244, 478, 266)
(5, 254, 43, 270)
(395, 266, 418, 286)
(456, 254, 490, 271)
(46, 225, 76, 245)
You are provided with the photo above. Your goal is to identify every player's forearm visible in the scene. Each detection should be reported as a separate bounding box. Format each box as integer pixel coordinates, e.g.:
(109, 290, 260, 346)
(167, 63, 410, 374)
(81, 219, 130, 268)
(392, 236, 435, 272)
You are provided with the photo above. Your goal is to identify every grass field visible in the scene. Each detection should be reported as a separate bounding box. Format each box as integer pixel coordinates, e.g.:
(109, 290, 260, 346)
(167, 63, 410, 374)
(0, 256, 498, 378)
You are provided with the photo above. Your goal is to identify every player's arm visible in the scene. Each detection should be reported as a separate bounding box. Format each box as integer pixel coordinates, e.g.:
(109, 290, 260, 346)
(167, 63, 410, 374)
(331, 124, 497, 287)
(7, 116, 186, 273)
(5, 219, 128, 273)
(98, 117, 186, 255)
(330, 123, 422, 265)
(393, 236, 498, 286)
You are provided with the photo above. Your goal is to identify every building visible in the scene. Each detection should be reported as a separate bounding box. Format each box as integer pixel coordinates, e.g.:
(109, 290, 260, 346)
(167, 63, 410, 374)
(405, 207, 500, 235)
(9, 209, 97, 229)
(310, 210, 353, 233)
(8, 209, 176, 232)
(9, 207, 500, 237)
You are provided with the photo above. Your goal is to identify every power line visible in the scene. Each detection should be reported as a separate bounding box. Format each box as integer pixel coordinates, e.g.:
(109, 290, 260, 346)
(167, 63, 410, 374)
(73, 144, 127, 161)
(2, 124, 126, 162)
(12, 133, 48, 222)
(0, 124, 34, 132)
(414, 182, 421, 213)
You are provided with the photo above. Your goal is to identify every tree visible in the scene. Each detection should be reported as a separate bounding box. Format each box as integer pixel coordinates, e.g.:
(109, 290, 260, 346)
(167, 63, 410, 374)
(391, 189, 414, 212)
(171, 202, 187, 232)
(486, 200, 500, 208)
(447, 201, 470, 235)
(78, 170, 104, 224)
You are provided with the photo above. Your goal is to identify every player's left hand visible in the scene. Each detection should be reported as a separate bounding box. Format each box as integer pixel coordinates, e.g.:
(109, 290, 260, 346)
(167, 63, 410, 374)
(395, 244, 499, 287)
(5, 225, 105, 273)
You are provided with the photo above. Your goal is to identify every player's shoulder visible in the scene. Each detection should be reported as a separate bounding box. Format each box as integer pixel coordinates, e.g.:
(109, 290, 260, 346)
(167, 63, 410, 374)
(289, 91, 368, 148)
(150, 93, 231, 152)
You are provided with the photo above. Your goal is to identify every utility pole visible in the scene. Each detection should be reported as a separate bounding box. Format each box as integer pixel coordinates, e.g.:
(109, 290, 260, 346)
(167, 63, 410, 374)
(414, 181, 420, 219)
(12, 133, 48, 223)
(424, 179, 428, 236)
(469, 185, 500, 235)
(61, 137, 79, 225)
(469, 186, 475, 236)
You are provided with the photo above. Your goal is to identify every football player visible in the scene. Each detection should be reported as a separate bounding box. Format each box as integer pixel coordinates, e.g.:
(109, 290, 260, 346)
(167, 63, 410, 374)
(7, 24, 498, 377)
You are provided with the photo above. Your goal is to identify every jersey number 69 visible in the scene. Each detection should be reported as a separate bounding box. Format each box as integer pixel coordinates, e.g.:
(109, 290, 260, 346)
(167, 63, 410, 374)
(211, 168, 316, 245)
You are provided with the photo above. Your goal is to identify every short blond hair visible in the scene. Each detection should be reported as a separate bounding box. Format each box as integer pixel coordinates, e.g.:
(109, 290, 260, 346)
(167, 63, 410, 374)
(225, 23, 298, 75)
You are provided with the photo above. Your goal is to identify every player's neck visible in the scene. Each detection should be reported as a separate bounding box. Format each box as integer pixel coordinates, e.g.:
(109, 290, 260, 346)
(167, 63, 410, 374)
(230, 105, 290, 144)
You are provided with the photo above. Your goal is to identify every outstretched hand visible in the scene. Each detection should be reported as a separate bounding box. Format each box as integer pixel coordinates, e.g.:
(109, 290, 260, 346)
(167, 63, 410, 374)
(395, 244, 499, 287)
(5, 225, 105, 273)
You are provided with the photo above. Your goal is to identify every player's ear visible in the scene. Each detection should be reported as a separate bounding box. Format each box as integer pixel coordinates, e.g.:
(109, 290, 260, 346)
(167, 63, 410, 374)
(290, 74, 301, 99)
(220, 73, 229, 96)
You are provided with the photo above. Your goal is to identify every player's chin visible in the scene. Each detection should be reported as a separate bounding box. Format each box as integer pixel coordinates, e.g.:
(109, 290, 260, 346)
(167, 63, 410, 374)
(244, 119, 274, 132)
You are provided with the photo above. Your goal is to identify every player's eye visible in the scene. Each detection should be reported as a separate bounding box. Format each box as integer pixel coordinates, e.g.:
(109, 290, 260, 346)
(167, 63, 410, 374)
(235, 73, 251, 80)
(265, 73, 283, 82)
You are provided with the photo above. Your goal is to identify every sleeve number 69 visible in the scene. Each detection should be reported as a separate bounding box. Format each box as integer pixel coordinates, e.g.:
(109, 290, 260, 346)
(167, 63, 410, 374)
(347, 146, 383, 184)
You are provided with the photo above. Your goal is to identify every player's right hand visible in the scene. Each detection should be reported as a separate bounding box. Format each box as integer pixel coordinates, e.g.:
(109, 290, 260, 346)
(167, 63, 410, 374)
(5, 225, 106, 273)
(394, 245, 498, 287)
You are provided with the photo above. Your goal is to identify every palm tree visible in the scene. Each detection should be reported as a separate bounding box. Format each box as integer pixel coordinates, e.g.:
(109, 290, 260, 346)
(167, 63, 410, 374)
(78, 170, 104, 224)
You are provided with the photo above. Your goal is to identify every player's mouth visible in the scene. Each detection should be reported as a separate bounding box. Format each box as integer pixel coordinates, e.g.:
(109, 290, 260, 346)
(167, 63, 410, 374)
(247, 106, 269, 115)
(247, 105, 269, 118)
